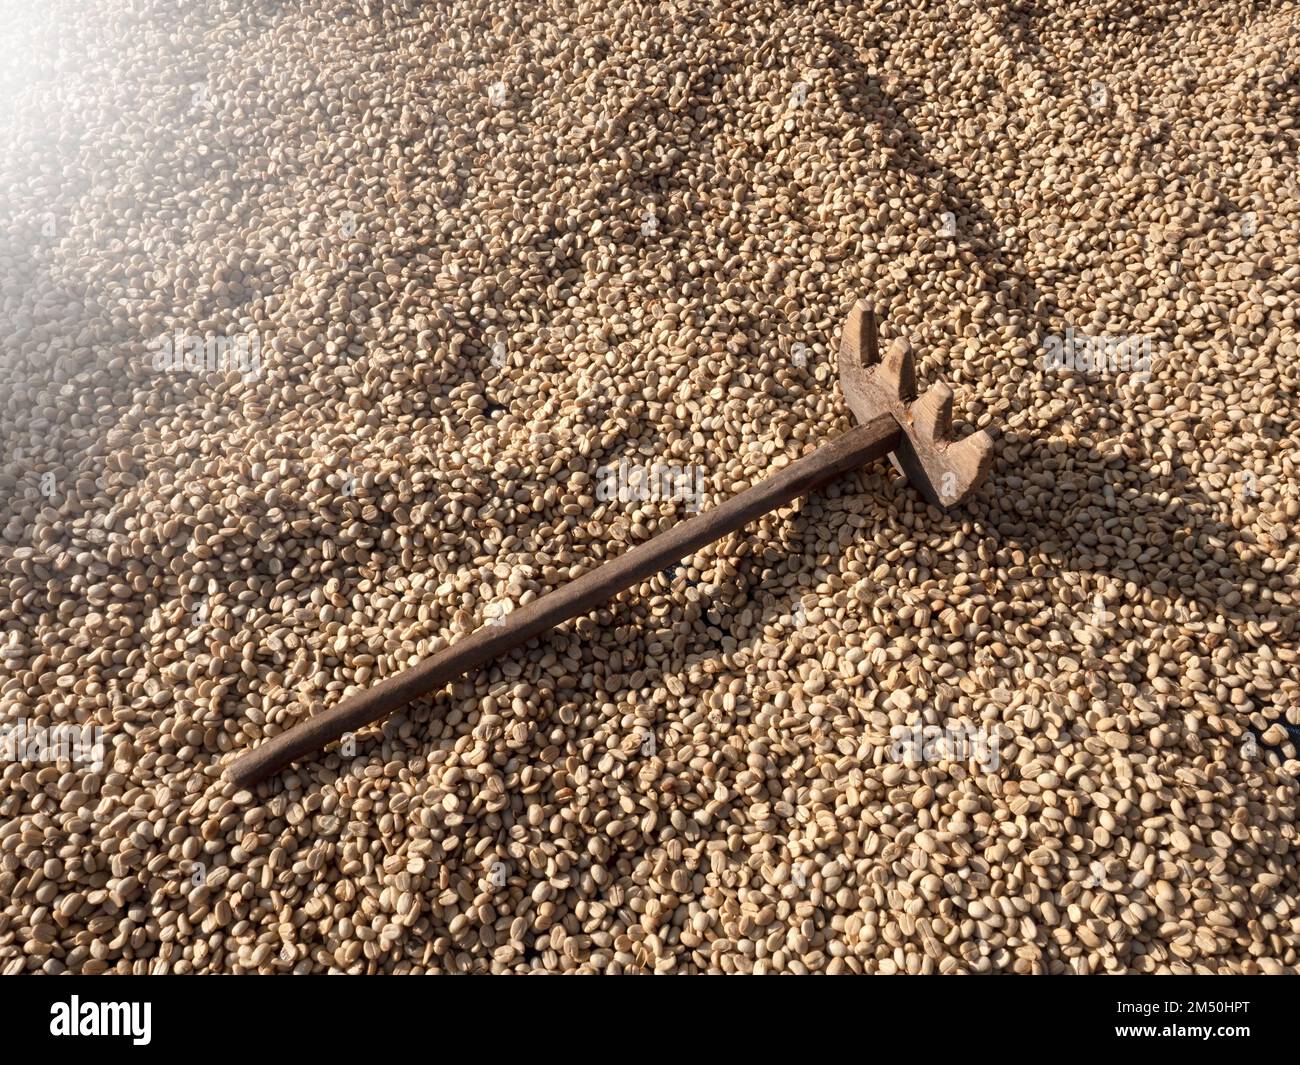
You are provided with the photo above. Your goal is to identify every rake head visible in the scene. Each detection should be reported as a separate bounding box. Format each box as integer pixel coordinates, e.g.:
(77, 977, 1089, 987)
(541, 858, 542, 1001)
(838, 301, 993, 508)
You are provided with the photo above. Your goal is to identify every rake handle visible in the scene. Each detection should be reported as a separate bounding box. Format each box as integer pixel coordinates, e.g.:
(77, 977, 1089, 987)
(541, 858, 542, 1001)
(225, 413, 899, 787)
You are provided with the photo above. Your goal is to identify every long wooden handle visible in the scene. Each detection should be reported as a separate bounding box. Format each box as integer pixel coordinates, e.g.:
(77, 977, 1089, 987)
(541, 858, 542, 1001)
(225, 414, 899, 786)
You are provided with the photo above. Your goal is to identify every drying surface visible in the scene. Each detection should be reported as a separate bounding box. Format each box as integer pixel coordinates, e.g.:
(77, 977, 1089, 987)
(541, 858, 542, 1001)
(0, 0, 1297, 973)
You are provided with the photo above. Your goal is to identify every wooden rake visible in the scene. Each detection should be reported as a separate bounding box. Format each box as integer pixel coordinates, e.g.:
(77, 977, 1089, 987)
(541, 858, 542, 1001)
(226, 301, 993, 787)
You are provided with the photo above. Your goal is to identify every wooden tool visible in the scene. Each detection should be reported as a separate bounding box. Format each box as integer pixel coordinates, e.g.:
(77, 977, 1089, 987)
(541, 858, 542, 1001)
(225, 302, 993, 787)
